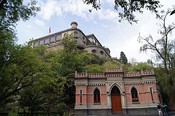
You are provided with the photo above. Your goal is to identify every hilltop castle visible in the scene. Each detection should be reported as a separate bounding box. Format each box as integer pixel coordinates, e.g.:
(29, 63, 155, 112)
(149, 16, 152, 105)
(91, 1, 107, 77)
(31, 21, 111, 59)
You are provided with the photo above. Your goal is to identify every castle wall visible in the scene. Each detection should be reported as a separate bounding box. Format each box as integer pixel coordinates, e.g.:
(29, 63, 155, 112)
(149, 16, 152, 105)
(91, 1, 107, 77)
(31, 22, 111, 59)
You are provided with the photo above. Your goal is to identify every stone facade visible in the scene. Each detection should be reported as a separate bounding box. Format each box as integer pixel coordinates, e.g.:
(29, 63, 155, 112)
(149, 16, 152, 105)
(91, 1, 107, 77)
(74, 68, 161, 116)
(30, 21, 111, 59)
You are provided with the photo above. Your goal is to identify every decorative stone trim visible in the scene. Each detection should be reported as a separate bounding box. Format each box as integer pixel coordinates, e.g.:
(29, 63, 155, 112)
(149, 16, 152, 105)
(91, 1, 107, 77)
(105, 74, 123, 77)
(88, 83, 106, 86)
(141, 70, 155, 75)
(105, 68, 123, 72)
(124, 72, 140, 77)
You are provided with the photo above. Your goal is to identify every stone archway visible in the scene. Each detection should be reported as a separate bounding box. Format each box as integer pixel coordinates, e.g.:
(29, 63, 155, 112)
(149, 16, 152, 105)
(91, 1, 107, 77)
(111, 86, 122, 113)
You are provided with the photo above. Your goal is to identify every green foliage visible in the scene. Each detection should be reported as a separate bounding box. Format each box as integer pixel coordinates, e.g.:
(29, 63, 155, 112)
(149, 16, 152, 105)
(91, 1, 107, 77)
(124, 62, 154, 72)
(0, 0, 39, 70)
(53, 35, 79, 77)
(0, 0, 40, 107)
(33, 45, 47, 60)
(83, 64, 104, 73)
(83, 59, 121, 73)
(83, 0, 161, 23)
(19, 88, 44, 113)
(8, 107, 18, 116)
(0, 45, 46, 106)
(103, 60, 121, 69)
(0, 28, 15, 68)
(0, 0, 40, 31)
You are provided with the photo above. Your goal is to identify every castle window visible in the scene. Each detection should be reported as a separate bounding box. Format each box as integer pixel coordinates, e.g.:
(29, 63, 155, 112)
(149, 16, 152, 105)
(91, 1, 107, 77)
(39, 40, 44, 45)
(45, 37, 50, 44)
(34, 41, 39, 47)
(80, 90, 83, 105)
(50, 36, 56, 42)
(92, 49, 96, 53)
(56, 34, 61, 41)
(131, 87, 139, 102)
(74, 31, 78, 35)
(94, 88, 100, 104)
(100, 51, 104, 55)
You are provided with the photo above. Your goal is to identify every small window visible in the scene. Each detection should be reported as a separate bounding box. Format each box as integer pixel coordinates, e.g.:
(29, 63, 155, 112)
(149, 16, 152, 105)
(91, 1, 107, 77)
(131, 87, 139, 102)
(39, 40, 44, 45)
(34, 41, 39, 47)
(45, 37, 50, 44)
(94, 88, 100, 103)
(80, 90, 83, 104)
(74, 31, 78, 35)
(92, 49, 96, 53)
(100, 51, 104, 55)
(50, 36, 55, 42)
(56, 34, 61, 41)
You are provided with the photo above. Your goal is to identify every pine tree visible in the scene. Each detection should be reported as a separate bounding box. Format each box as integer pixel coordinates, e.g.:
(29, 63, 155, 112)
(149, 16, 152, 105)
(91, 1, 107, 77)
(120, 51, 128, 64)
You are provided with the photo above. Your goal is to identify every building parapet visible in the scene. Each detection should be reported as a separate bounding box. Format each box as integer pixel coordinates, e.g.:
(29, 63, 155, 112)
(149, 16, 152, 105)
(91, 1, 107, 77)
(140, 70, 155, 75)
(75, 72, 105, 78)
(88, 73, 105, 78)
(75, 69, 155, 79)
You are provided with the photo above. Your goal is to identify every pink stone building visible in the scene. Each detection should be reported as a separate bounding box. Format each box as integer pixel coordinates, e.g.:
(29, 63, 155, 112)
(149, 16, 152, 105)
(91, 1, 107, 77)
(74, 68, 161, 116)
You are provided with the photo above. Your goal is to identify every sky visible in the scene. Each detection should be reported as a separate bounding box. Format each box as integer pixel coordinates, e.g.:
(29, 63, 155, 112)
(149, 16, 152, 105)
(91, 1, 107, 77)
(16, 0, 175, 62)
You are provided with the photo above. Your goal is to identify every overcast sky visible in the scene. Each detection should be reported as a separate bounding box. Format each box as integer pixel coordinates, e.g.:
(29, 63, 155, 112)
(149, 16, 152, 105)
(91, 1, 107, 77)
(16, 0, 175, 62)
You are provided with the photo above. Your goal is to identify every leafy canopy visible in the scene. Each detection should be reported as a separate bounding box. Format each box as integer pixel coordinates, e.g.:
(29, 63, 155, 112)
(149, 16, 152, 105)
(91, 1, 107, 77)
(83, 0, 161, 23)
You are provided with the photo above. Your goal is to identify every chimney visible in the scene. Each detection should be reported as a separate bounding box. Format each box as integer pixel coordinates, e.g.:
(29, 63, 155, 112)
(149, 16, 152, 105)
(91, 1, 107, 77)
(71, 21, 78, 28)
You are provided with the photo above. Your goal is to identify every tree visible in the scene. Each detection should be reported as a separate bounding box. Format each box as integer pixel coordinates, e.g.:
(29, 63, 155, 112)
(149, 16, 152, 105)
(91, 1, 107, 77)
(138, 9, 175, 107)
(19, 88, 44, 115)
(0, 1, 40, 105)
(120, 51, 128, 64)
(139, 9, 175, 71)
(0, 0, 39, 68)
(124, 62, 154, 72)
(52, 35, 79, 77)
(0, 46, 47, 109)
(83, 0, 161, 23)
(139, 9, 175, 72)
(0, 0, 39, 31)
(17, 45, 73, 115)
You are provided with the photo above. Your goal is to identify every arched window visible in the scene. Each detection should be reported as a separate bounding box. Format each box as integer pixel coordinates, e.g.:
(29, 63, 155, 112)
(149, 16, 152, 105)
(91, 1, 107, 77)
(74, 31, 78, 35)
(149, 87, 154, 102)
(92, 49, 96, 53)
(80, 90, 83, 104)
(94, 88, 100, 103)
(100, 51, 104, 55)
(131, 87, 139, 102)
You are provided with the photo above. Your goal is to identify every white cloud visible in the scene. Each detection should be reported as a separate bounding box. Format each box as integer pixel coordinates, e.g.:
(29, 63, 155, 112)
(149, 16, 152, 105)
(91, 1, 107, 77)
(26, 25, 31, 29)
(38, 0, 62, 20)
(92, 9, 118, 21)
(37, 0, 120, 22)
(35, 19, 45, 27)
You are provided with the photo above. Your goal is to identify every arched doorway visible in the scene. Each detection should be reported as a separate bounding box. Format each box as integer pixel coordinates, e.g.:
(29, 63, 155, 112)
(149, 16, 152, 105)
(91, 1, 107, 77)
(111, 86, 122, 113)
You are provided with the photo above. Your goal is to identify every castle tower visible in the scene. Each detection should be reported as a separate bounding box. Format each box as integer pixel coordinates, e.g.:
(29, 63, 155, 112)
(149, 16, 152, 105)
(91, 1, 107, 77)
(71, 21, 78, 28)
